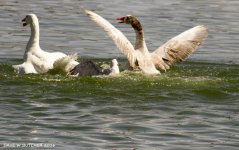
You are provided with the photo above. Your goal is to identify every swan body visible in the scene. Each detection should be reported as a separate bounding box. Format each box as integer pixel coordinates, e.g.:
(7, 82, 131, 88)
(13, 14, 79, 74)
(85, 10, 208, 74)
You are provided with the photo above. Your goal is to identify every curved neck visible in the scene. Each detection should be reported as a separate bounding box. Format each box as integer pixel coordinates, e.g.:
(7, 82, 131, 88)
(130, 18, 147, 51)
(25, 19, 40, 53)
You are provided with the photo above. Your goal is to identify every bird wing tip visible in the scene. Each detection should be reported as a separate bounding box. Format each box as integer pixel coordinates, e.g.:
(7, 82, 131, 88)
(84, 9, 93, 16)
(197, 25, 209, 33)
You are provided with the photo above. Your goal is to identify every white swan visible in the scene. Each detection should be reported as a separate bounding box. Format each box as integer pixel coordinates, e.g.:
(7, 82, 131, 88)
(85, 10, 208, 74)
(12, 14, 79, 74)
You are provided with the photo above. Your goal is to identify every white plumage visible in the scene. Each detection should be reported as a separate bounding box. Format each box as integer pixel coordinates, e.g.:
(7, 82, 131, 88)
(13, 14, 79, 74)
(85, 10, 208, 74)
(110, 59, 120, 75)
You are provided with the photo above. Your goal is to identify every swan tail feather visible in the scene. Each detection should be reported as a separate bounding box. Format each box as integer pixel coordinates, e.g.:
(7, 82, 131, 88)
(53, 53, 79, 73)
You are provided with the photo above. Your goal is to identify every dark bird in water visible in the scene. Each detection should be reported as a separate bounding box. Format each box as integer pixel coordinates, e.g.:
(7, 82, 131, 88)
(70, 59, 119, 76)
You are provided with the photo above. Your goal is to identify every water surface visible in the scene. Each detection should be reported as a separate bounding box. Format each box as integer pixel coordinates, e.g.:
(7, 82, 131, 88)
(0, 0, 239, 150)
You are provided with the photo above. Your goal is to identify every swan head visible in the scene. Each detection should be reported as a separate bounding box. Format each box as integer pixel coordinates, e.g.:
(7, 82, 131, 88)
(117, 15, 142, 31)
(22, 14, 38, 27)
(117, 15, 136, 24)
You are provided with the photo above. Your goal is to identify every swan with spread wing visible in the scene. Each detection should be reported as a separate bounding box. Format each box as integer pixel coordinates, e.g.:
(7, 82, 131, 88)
(85, 10, 208, 74)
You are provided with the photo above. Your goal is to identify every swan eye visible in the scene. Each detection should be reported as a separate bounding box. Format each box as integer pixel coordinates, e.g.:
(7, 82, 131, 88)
(26, 15, 31, 20)
(125, 16, 131, 23)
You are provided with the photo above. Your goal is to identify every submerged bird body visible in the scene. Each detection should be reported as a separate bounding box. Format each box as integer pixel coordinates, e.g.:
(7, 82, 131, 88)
(70, 59, 120, 76)
(85, 10, 208, 74)
(13, 14, 78, 74)
(70, 60, 104, 76)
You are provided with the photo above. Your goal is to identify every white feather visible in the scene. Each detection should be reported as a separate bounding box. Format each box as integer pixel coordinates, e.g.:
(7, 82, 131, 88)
(85, 10, 208, 74)
(13, 14, 79, 74)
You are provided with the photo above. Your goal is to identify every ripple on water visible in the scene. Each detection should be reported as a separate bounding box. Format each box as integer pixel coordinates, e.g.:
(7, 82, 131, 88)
(0, 0, 239, 149)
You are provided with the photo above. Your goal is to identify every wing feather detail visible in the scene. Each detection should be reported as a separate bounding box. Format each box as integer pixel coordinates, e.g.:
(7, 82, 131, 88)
(85, 10, 136, 66)
(152, 25, 208, 66)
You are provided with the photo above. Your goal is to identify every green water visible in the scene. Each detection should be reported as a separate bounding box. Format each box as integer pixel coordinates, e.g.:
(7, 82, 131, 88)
(1, 0, 239, 149)
(0, 59, 238, 150)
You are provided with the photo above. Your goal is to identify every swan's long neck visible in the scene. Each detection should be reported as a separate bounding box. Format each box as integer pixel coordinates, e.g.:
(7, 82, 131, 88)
(25, 18, 40, 55)
(130, 18, 147, 51)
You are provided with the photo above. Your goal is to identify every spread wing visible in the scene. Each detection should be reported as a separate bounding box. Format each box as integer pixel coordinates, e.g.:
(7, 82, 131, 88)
(85, 10, 136, 66)
(152, 25, 208, 66)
